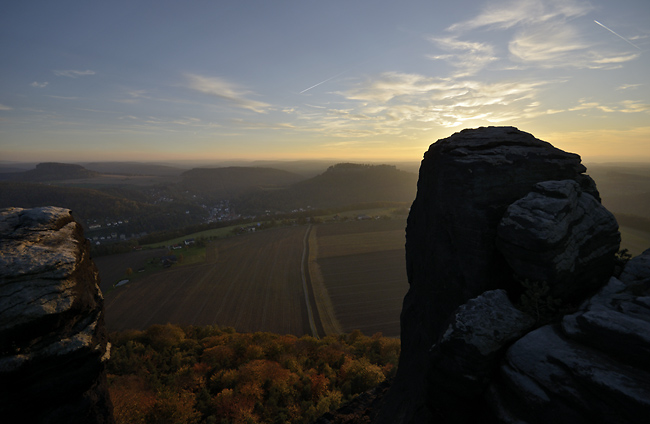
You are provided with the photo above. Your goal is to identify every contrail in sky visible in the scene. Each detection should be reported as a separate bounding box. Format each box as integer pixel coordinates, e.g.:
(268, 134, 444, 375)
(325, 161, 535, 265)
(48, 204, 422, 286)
(299, 69, 350, 94)
(594, 20, 642, 50)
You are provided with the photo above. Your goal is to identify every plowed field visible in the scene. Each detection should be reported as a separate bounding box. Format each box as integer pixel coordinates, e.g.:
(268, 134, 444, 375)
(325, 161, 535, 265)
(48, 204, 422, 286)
(101, 219, 409, 338)
(104, 226, 311, 334)
(312, 220, 408, 337)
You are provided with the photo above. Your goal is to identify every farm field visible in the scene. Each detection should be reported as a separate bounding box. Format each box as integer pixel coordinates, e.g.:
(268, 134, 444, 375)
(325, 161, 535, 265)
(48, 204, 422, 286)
(94, 248, 167, 292)
(311, 219, 408, 338)
(103, 226, 312, 335)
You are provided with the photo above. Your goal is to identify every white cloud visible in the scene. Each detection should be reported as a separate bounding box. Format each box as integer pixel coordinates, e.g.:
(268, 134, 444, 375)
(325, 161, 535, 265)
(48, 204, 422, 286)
(346, 72, 450, 103)
(569, 99, 650, 114)
(443, 0, 621, 70)
(30, 81, 49, 88)
(591, 53, 640, 65)
(619, 100, 650, 113)
(0, 104, 12, 110)
(428, 37, 498, 77)
(53, 69, 96, 78)
(447, 0, 592, 32)
(509, 21, 588, 64)
(617, 84, 643, 90)
(303, 72, 557, 136)
(186, 74, 270, 114)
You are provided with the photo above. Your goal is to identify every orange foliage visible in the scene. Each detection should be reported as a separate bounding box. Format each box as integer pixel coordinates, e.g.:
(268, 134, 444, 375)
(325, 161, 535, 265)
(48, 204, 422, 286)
(108, 375, 156, 424)
(201, 344, 236, 368)
(108, 324, 400, 424)
(310, 373, 330, 400)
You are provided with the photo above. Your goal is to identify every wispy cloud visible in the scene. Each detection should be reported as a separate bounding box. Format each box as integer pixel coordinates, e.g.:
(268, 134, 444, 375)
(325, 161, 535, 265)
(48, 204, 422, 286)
(508, 21, 588, 64)
(186, 74, 270, 114)
(428, 37, 498, 77)
(113, 89, 150, 104)
(591, 53, 640, 65)
(53, 69, 96, 78)
(617, 84, 643, 90)
(569, 99, 650, 113)
(447, 0, 592, 32)
(47, 95, 78, 100)
(313, 71, 557, 134)
(0, 104, 12, 111)
(441, 0, 632, 70)
(30, 81, 49, 88)
(346, 72, 449, 103)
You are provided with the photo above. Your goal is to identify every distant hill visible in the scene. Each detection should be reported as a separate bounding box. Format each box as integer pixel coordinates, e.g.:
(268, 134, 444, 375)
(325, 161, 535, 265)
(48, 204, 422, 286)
(0, 181, 150, 218)
(81, 162, 187, 176)
(180, 166, 305, 199)
(0, 181, 208, 236)
(0, 162, 100, 182)
(235, 163, 418, 213)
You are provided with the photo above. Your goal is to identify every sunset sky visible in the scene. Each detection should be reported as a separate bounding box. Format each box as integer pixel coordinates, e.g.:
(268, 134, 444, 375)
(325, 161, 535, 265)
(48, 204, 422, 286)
(1, 0, 649, 163)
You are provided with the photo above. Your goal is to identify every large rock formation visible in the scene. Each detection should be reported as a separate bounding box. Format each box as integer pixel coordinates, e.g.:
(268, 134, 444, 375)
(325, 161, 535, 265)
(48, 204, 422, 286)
(497, 179, 620, 302)
(0, 207, 114, 423)
(375, 127, 626, 423)
(488, 251, 650, 423)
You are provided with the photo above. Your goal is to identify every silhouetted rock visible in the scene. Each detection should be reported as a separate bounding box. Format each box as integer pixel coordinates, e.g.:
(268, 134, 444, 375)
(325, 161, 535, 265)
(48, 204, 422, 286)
(376, 127, 603, 423)
(428, 290, 535, 423)
(497, 179, 620, 302)
(488, 251, 650, 423)
(373, 126, 643, 424)
(0, 207, 113, 423)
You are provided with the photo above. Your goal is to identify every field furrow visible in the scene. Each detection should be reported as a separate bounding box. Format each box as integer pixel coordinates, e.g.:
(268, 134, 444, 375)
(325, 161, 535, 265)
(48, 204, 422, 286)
(313, 220, 408, 338)
(104, 226, 309, 334)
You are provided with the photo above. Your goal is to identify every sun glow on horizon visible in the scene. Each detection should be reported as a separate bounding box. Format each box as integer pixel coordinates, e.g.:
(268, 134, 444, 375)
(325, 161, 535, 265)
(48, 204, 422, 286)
(1, 0, 648, 163)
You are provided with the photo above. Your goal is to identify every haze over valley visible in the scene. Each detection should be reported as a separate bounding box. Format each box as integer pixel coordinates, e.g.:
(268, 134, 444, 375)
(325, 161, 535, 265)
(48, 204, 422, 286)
(1, 155, 649, 338)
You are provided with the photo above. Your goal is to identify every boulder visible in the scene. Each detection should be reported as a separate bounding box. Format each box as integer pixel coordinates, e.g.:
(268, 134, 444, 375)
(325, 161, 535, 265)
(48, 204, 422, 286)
(485, 250, 650, 423)
(428, 290, 535, 423)
(0, 207, 114, 423)
(376, 127, 604, 423)
(497, 179, 620, 302)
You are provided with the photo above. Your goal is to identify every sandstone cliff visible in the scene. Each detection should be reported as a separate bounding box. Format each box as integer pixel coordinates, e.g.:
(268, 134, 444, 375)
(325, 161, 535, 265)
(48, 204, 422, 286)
(0, 207, 114, 423)
(375, 127, 648, 423)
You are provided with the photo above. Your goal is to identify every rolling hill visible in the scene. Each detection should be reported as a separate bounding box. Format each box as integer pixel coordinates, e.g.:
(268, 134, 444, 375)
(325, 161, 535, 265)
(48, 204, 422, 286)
(234, 163, 418, 213)
(0, 162, 100, 182)
(180, 166, 305, 199)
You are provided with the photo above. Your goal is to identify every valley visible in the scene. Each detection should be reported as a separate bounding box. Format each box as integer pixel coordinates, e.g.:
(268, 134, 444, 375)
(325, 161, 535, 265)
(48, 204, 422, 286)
(4, 159, 650, 338)
(99, 215, 409, 338)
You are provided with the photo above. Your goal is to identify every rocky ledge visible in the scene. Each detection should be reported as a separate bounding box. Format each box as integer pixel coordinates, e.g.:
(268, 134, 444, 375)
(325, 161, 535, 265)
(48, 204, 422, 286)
(375, 127, 647, 423)
(0, 207, 113, 423)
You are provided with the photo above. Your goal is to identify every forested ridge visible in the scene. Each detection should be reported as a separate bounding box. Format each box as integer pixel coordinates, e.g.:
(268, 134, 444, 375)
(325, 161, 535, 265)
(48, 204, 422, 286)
(107, 324, 399, 424)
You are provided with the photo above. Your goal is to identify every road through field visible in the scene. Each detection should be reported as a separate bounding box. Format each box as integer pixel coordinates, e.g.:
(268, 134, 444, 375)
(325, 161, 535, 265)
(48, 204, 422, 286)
(313, 219, 408, 338)
(104, 226, 311, 334)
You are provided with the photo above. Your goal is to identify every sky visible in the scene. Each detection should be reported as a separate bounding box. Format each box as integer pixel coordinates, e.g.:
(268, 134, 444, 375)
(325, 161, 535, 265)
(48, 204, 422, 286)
(1, 0, 649, 163)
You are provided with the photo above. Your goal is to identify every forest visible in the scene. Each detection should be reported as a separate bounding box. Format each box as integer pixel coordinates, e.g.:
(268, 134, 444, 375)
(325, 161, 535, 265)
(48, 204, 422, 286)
(107, 324, 400, 424)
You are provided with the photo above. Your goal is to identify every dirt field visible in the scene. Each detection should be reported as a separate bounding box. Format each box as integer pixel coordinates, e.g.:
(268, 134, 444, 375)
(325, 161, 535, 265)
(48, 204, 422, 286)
(312, 219, 408, 338)
(93, 248, 167, 292)
(103, 226, 311, 335)
(100, 219, 409, 338)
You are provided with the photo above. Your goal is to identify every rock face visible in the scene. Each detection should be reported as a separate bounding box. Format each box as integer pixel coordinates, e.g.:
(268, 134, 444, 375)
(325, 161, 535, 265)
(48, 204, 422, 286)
(488, 255, 650, 423)
(0, 207, 114, 423)
(497, 179, 620, 302)
(375, 127, 624, 423)
(428, 290, 535, 423)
